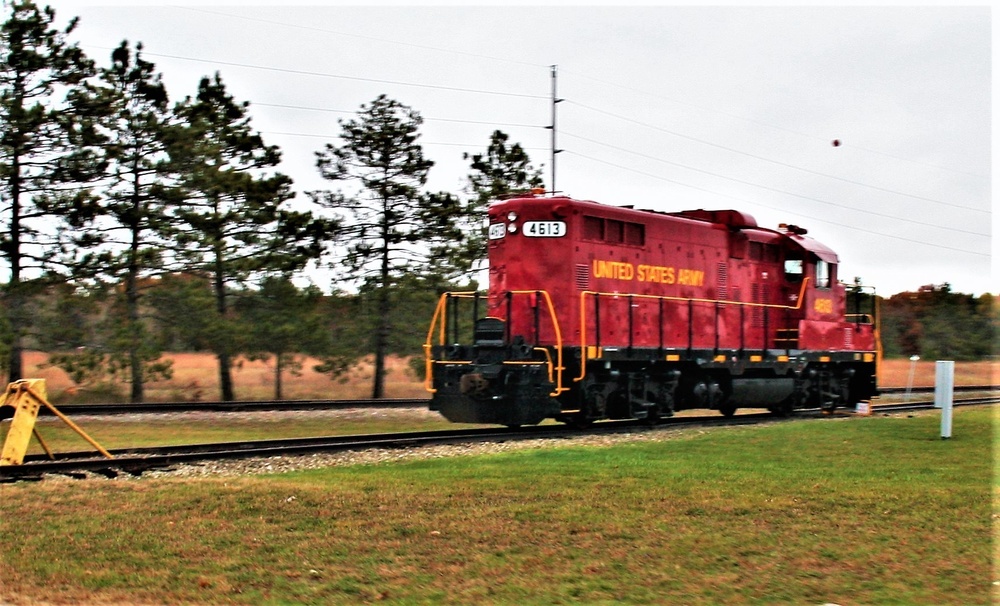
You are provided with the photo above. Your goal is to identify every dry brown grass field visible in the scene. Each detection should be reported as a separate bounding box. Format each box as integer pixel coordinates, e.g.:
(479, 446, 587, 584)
(877, 357, 997, 388)
(23, 351, 429, 403)
(18, 351, 999, 403)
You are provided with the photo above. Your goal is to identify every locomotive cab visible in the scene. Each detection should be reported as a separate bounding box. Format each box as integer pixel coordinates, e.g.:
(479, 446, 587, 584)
(759, 228, 880, 413)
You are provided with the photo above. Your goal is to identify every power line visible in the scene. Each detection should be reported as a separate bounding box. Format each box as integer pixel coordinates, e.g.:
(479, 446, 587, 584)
(82, 45, 549, 101)
(88, 22, 982, 219)
(118, 44, 987, 244)
(173, 6, 549, 70)
(562, 69, 988, 181)
(175, 7, 988, 187)
(253, 102, 546, 130)
(264, 131, 547, 152)
(564, 149, 989, 259)
(564, 99, 988, 215)
(561, 130, 989, 239)
(80, 12, 986, 231)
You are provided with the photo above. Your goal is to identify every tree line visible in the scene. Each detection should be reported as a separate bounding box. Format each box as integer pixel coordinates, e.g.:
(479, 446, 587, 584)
(0, 1, 544, 401)
(879, 284, 997, 362)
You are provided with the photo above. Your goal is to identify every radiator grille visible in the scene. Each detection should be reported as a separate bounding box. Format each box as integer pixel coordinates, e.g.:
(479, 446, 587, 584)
(575, 264, 590, 290)
(717, 262, 728, 300)
(751, 283, 760, 326)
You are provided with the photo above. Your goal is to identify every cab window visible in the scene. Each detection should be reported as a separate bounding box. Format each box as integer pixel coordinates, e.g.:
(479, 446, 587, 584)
(784, 258, 803, 282)
(816, 260, 830, 289)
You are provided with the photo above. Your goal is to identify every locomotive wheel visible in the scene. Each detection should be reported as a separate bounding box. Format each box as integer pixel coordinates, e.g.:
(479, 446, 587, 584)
(769, 403, 793, 417)
(564, 413, 593, 429)
(718, 404, 737, 417)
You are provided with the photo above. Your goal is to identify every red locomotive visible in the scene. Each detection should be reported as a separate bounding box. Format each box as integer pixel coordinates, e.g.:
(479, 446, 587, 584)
(425, 192, 880, 427)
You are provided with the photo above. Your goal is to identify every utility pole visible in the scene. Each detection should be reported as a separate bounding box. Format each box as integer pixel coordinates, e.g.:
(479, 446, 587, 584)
(548, 65, 563, 193)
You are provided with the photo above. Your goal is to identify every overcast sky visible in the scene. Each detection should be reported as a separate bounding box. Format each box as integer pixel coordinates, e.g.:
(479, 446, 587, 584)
(49, 2, 993, 297)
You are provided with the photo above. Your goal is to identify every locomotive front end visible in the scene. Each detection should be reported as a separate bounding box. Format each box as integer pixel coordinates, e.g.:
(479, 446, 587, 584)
(424, 193, 573, 427)
(426, 308, 562, 427)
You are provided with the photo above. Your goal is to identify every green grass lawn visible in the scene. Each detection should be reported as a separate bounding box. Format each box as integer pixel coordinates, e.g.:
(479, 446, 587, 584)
(1, 407, 994, 605)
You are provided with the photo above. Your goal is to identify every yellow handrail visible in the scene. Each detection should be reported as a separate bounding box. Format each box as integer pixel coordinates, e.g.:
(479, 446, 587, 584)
(532, 347, 556, 384)
(422, 291, 465, 393)
(528, 290, 568, 396)
(422, 343, 437, 394)
(575, 278, 812, 382)
(873, 293, 883, 386)
(423, 291, 476, 393)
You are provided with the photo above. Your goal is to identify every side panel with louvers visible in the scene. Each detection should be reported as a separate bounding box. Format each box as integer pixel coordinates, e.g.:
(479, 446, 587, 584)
(717, 262, 728, 300)
(575, 264, 590, 290)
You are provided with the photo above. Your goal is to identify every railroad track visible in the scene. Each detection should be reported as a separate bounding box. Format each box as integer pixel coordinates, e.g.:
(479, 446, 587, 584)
(42, 397, 429, 416)
(873, 395, 998, 411)
(36, 385, 999, 417)
(3, 396, 994, 482)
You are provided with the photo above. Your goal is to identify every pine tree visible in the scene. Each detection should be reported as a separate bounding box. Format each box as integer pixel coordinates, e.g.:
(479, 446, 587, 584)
(310, 94, 458, 399)
(72, 40, 175, 402)
(0, 1, 100, 380)
(238, 276, 329, 400)
(465, 129, 545, 205)
(165, 73, 327, 401)
(454, 129, 544, 278)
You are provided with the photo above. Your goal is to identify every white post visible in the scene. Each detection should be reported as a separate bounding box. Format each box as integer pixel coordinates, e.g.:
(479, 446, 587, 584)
(935, 360, 954, 439)
(904, 355, 920, 402)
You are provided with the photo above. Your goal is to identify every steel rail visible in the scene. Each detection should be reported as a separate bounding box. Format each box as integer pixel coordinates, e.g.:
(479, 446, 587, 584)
(4, 397, 994, 481)
(868, 395, 999, 412)
(877, 385, 997, 395)
(35, 385, 999, 417)
(40, 398, 429, 416)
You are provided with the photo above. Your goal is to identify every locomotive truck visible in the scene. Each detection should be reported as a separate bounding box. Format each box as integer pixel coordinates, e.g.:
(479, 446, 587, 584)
(424, 192, 880, 427)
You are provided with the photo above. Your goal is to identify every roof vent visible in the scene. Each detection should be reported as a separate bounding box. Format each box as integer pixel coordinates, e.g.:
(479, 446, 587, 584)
(779, 223, 808, 235)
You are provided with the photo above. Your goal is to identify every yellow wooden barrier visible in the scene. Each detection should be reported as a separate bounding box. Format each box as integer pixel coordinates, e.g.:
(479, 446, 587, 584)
(0, 379, 113, 465)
